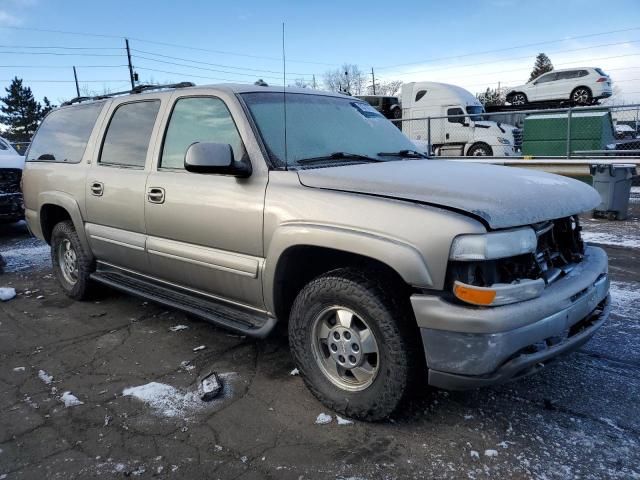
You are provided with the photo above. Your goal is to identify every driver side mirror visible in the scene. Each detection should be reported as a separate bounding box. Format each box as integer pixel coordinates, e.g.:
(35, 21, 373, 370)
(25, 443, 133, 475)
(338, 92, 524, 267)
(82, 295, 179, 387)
(184, 142, 251, 177)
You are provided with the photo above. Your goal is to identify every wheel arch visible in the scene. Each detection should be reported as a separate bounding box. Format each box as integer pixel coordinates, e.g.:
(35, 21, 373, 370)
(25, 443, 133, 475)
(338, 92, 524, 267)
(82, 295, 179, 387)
(37, 191, 92, 255)
(264, 224, 433, 322)
(465, 141, 493, 156)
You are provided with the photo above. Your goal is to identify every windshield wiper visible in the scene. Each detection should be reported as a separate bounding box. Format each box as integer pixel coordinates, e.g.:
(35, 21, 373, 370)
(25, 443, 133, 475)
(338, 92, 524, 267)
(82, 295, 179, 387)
(297, 152, 384, 165)
(377, 149, 428, 159)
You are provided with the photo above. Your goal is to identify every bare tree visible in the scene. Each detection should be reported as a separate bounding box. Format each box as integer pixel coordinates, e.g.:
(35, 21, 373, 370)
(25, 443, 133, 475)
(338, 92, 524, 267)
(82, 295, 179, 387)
(368, 80, 402, 96)
(323, 64, 367, 95)
(291, 78, 311, 88)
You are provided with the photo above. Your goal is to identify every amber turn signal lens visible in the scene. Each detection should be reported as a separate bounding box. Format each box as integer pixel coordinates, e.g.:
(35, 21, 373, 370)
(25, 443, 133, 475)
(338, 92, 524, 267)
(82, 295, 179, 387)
(453, 282, 497, 306)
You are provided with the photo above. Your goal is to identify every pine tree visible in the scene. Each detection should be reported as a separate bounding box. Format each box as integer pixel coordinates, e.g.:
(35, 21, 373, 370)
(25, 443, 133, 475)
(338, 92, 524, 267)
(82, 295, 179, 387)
(0, 77, 44, 142)
(41, 96, 55, 117)
(529, 53, 554, 82)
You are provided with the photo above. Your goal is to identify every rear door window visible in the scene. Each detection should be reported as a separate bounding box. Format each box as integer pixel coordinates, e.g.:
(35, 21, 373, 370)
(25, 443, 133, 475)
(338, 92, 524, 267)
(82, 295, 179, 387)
(534, 72, 557, 84)
(27, 102, 104, 163)
(99, 100, 160, 168)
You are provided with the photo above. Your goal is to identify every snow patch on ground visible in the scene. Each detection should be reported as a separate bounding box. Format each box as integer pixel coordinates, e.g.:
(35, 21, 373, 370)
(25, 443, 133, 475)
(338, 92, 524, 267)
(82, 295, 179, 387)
(38, 369, 53, 385)
(582, 231, 640, 249)
(0, 237, 50, 273)
(169, 325, 189, 332)
(61, 391, 84, 407)
(610, 281, 640, 319)
(12, 366, 25, 372)
(315, 413, 332, 425)
(336, 415, 353, 425)
(289, 368, 299, 376)
(122, 375, 235, 418)
(0, 287, 16, 301)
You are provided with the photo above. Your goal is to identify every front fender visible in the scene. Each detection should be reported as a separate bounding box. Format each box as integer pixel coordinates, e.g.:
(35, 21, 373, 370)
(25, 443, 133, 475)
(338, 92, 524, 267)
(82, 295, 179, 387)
(262, 222, 433, 313)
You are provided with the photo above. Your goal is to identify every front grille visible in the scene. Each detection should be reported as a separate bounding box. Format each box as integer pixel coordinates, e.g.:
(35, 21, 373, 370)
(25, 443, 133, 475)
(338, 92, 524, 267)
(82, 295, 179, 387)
(532, 216, 584, 284)
(0, 168, 22, 194)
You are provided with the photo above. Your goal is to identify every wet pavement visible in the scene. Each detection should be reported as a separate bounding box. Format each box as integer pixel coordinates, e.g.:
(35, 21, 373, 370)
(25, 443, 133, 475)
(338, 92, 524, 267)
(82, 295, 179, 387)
(0, 198, 639, 479)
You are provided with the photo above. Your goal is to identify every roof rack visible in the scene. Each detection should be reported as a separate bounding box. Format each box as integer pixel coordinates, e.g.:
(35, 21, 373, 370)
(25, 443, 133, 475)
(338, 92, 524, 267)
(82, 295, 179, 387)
(61, 82, 195, 106)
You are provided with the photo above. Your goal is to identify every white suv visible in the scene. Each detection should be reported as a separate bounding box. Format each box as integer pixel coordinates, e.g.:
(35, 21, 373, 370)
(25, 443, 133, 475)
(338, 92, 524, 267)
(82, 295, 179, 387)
(506, 67, 612, 106)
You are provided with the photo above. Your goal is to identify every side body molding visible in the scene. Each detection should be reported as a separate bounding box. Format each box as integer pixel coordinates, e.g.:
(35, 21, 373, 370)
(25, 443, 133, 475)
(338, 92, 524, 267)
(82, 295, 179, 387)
(262, 222, 434, 313)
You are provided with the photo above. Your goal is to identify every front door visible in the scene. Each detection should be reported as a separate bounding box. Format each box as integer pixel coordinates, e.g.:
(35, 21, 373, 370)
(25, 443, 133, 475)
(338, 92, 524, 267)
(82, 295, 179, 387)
(144, 95, 267, 309)
(84, 99, 162, 273)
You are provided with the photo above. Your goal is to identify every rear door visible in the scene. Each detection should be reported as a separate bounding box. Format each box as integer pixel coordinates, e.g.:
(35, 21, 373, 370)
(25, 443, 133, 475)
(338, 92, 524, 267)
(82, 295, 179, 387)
(144, 93, 267, 309)
(532, 72, 559, 101)
(84, 98, 164, 273)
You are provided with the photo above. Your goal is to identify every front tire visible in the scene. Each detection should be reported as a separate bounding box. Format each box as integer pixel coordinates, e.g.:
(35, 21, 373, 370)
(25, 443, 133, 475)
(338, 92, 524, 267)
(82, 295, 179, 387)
(51, 220, 95, 300)
(467, 142, 493, 156)
(288, 268, 419, 421)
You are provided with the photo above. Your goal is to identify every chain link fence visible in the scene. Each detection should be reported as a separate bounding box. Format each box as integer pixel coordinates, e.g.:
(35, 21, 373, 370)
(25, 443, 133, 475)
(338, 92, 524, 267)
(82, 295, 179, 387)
(392, 103, 640, 159)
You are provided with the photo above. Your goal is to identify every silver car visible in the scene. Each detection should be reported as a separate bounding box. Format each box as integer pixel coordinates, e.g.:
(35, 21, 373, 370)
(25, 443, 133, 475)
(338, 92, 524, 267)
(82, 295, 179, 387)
(22, 83, 610, 420)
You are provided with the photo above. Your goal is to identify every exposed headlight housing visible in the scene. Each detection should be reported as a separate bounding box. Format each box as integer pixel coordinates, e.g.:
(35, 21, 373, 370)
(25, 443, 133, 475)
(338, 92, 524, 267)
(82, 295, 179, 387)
(497, 137, 511, 145)
(450, 227, 537, 261)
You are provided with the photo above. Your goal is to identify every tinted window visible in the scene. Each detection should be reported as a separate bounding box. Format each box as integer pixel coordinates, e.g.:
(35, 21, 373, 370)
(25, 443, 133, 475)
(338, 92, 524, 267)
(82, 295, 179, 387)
(27, 102, 103, 163)
(595, 68, 608, 77)
(415, 90, 427, 102)
(447, 107, 465, 123)
(100, 101, 160, 168)
(0, 139, 7, 150)
(578, 70, 589, 77)
(161, 97, 244, 170)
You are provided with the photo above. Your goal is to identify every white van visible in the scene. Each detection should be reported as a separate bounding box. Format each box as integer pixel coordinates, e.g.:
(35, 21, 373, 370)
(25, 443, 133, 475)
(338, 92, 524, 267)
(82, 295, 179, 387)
(401, 82, 519, 156)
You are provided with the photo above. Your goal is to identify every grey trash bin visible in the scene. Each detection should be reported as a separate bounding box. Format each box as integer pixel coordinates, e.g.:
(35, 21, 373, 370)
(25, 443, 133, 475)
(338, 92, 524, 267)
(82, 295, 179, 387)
(590, 164, 637, 220)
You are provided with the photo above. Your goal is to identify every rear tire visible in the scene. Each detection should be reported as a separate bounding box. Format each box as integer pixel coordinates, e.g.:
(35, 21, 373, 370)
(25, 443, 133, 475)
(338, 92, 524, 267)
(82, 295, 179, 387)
(392, 107, 402, 119)
(288, 268, 419, 421)
(51, 220, 96, 300)
(509, 92, 527, 106)
(571, 87, 592, 106)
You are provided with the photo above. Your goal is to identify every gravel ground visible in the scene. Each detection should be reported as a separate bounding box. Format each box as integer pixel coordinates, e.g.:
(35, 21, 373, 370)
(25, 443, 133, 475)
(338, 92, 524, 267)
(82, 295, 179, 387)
(0, 201, 639, 479)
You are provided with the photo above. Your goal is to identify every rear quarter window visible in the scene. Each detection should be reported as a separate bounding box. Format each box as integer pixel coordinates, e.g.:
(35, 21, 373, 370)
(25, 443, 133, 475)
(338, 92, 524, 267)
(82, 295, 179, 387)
(27, 102, 104, 163)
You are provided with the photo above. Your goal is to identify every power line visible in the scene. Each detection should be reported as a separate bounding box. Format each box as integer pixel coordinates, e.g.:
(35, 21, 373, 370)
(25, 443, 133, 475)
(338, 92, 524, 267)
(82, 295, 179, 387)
(375, 27, 640, 70)
(0, 44, 123, 50)
(133, 55, 285, 80)
(132, 48, 315, 76)
(0, 25, 338, 66)
(0, 65, 128, 68)
(135, 67, 250, 83)
(0, 51, 123, 57)
(0, 79, 130, 83)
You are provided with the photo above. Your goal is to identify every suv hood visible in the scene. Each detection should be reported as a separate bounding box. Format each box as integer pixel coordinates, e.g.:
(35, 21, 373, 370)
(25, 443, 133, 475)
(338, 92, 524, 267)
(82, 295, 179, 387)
(297, 160, 601, 229)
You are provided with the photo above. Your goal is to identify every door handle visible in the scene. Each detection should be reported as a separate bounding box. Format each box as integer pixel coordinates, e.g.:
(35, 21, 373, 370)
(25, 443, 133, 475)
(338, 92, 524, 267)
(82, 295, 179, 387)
(147, 187, 165, 204)
(90, 181, 104, 196)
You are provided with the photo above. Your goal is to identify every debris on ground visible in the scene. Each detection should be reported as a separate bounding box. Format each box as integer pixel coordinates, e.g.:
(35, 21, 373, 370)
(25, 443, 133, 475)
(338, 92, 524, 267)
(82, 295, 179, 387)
(315, 413, 332, 425)
(289, 368, 299, 376)
(0, 287, 16, 301)
(484, 449, 498, 458)
(200, 372, 222, 401)
(61, 391, 84, 407)
(12, 366, 25, 372)
(193, 345, 206, 352)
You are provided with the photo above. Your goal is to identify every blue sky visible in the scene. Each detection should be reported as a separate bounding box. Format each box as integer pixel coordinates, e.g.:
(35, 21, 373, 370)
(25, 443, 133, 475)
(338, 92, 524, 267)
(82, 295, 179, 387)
(1, 0, 639, 104)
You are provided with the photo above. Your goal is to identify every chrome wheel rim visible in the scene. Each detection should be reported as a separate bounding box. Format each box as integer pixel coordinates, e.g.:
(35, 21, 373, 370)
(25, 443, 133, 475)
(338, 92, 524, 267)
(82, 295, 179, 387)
(311, 306, 380, 392)
(472, 147, 487, 156)
(57, 239, 78, 285)
(512, 94, 525, 105)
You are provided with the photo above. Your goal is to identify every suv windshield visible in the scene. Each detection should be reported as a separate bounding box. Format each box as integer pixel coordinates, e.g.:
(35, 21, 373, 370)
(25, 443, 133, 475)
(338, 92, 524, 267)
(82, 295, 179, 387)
(241, 92, 417, 167)
(466, 105, 485, 121)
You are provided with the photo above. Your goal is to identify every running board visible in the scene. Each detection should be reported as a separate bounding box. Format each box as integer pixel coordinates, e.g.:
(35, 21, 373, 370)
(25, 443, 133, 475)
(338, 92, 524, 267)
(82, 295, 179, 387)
(90, 268, 276, 338)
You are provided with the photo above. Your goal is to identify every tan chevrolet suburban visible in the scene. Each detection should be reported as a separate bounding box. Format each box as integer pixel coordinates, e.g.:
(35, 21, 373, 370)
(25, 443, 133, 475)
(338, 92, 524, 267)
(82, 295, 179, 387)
(22, 82, 610, 420)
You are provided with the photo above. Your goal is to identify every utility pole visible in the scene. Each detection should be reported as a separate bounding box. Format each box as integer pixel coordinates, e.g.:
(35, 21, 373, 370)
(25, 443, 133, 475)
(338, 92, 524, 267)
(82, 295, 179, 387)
(371, 67, 376, 95)
(312, 74, 317, 89)
(72, 66, 80, 97)
(125, 38, 135, 89)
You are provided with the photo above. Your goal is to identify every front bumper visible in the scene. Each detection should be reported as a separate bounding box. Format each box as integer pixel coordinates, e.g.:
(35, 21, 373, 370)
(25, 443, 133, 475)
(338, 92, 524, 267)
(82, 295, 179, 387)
(411, 246, 610, 390)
